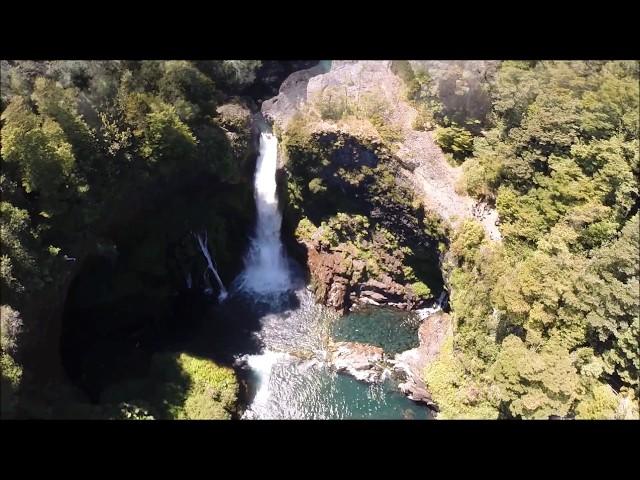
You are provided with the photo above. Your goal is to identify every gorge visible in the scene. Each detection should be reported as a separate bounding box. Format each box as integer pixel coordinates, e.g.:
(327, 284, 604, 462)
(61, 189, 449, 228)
(1, 59, 638, 420)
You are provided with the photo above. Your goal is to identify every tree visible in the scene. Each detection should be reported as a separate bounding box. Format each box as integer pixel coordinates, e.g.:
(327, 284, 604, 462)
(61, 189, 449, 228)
(1, 96, 78, 214)
(1, 305, 23, 418)
(434, 124, 474, 162)
(491, 335, 580, 419)
(430, 61, 639, 419)
(0, 202, 40, 296)
(158, 61, 218, 123)
(563, 214, 639, 390)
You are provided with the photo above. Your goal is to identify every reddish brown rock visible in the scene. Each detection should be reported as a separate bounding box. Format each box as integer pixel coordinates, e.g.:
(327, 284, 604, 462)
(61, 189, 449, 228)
(304, 241, 431, 313)
(306, 247, 352, 313)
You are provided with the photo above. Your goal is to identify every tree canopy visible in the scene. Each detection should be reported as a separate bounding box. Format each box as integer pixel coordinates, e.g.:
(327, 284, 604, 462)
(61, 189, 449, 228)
(421, 61, 639, 419)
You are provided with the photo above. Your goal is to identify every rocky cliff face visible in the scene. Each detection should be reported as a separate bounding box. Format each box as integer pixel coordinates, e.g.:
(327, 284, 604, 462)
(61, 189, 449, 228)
(281, 124, 445, 313)
(265, 60, 501, 315)
(392, 311, 453, 408)
(305, 241, 429, 314)
(264, 60, 501, 240)
(407, 60, 499, 129)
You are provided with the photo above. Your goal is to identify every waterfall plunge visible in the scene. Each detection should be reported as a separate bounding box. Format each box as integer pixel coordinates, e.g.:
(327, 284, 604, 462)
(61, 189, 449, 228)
(237, 132, 291, 295)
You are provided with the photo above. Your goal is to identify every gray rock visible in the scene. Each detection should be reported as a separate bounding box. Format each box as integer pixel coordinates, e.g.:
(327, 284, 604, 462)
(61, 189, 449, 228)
(360, 290, 387, 302)
(262, 64, 327, 130)
(265, 60, 502, 241)
(328, 341, 386, 383)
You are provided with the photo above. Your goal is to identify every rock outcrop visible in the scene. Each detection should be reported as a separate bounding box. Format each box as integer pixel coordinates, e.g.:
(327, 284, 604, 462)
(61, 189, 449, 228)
(392, 311, 453, 408)
(304, 239, 430, 315)
(328, 341, 386, 383)
(262, 63, 329, 130)
(263, 60, 502, 241)
(407, 60, 499, 130)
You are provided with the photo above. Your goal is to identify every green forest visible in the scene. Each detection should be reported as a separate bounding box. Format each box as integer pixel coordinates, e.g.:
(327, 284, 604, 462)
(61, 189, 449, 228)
(408, 61, 639, 418)
(1, 60, 267, 418)
(0, 60, 638, 420)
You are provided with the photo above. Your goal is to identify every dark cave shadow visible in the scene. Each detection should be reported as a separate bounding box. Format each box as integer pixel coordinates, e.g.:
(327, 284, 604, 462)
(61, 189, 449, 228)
(167, 271, 306, 415)
(176, 268, 306, 366)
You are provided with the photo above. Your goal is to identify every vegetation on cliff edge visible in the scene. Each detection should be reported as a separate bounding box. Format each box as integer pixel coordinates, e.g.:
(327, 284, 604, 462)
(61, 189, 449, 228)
(413, 61, 639, 419)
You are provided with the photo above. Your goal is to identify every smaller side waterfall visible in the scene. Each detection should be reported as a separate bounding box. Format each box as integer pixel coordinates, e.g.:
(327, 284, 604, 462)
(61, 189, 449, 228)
(416, 290, 448, 320)
(193, 230, 228, 302)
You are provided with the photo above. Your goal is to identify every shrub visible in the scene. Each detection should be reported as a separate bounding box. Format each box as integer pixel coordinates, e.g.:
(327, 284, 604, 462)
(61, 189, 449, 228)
(152, 352, 238, 420)
(314, 87, 350, 120)
(328, 213, 370, 244)
(1, 305, 22, 355)
(412, 104, 436, 131)
(434, 124, 474, 162)
(1, 351, 22, 417)
(411, 281, 432, 300)
(308, 177, 327, 195)
(295, 217, 317, 243)
(575, 383, 619, 419)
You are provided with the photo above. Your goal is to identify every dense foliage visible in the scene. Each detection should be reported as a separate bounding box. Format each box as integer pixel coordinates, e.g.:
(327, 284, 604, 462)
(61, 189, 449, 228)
(0, 60, 260, 418)
(419, 61, 639, 419)
(2, 59, 638, 420)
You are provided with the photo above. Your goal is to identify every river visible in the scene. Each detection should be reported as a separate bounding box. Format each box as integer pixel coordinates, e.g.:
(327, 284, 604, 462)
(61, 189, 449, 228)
(210, 130, 434, 419)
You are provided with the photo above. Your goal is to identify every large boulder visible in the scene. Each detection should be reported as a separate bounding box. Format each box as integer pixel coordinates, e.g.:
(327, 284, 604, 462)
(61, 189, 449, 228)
(262, 63, 328, 131)
(328, 341, 386, 383)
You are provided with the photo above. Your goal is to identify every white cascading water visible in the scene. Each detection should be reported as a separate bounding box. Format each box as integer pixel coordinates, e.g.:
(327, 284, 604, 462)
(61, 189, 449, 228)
(234, 131, 435, 419)
(241, 350, 291, 419)
(416, 290, 448, 320)
(235, 130, 297, 419)
(194, 230, 228, 302)
(236, 132, 291, 295)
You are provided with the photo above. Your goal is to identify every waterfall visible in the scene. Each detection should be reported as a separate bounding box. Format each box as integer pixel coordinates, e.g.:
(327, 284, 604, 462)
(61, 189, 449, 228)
(416, 290, 448, 320)
(193, 230, 228, 302)
(235, 130, 294, 418)
(236, 131, 291, 295)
